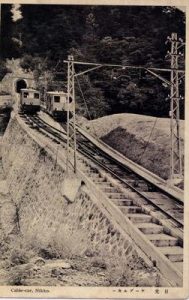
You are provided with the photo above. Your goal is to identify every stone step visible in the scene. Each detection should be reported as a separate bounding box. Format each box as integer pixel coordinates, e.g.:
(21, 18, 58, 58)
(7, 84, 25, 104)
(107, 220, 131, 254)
(120, 206, 142, 214)
(111, 199, 133, 206)
(173, 262, 183, 273)
(102, 187, 118, 193)
(93, 177, 106, 182)
(158, 246, 183, 262)
(136, 223, 163, 234)
(145, 234, 178, 247)
(127, 213, 152, 223)
(96, 182, 113, 187)
(84, 168, 95, 173)
(93, 179, 106, 183)
(106, 193, 128, 199)
(88, 173, 101, 178)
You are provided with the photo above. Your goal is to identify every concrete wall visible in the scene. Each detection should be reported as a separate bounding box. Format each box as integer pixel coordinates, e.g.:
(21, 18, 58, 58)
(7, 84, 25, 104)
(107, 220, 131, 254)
(1, 115, 163, 286)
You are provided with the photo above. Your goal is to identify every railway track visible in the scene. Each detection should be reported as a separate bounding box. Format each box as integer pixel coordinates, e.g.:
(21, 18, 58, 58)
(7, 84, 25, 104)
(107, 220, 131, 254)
(21, 112, 184, 285)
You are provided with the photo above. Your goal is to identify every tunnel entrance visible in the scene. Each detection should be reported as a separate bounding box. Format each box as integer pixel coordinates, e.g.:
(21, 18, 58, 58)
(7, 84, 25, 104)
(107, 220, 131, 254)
(15, 79, 27, 93)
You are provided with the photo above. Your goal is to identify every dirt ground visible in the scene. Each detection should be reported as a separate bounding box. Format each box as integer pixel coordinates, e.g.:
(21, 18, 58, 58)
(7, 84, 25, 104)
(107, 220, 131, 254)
(0, 234, 158, 287)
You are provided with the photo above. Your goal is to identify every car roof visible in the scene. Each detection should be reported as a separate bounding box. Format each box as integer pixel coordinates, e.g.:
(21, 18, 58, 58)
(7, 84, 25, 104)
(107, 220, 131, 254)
(21, 89, 39, 92)
(47, 91, 67, 95)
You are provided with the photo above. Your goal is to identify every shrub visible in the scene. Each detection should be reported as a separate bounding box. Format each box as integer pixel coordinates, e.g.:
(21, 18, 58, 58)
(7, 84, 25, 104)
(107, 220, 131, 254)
(25, 224, 90, 260)
(6, 236, 36, 267)
(49, 225, 89, 259)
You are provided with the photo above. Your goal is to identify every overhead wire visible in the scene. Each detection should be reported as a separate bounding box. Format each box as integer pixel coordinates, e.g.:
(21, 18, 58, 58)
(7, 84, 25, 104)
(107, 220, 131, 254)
(75, 75, 99, 138)
(138, 117, 158, 165)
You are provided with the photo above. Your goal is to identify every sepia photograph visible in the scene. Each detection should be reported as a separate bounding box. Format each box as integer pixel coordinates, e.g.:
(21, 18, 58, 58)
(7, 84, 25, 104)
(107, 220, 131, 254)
(0, 0, 188, 298)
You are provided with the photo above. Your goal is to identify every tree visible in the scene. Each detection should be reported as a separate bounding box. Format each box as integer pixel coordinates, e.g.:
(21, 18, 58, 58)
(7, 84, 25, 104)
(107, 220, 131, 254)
(0, 4, 19, 59)
(1, 4, 185, 119)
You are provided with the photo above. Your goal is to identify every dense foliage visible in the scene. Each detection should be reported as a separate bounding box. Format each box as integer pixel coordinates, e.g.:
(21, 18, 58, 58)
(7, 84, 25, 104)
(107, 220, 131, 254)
(0, 5, 185, 118)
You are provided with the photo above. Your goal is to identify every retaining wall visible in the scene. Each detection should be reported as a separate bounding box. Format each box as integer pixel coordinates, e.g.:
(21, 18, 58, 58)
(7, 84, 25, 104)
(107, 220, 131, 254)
(1, 114, 164, 286)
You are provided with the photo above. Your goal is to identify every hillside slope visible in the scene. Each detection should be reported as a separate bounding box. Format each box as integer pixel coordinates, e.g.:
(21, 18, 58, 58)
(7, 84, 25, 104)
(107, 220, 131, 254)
(82, 113, 184, 180)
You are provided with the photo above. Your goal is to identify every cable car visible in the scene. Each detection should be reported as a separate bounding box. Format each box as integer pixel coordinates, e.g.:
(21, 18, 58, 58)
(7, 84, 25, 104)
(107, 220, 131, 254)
(20, 88, 40, 113)
(45, 91, 73, 121)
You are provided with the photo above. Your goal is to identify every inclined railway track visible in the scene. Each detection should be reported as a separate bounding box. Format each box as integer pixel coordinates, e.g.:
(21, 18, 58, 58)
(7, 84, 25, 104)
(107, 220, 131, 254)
(21, 112, 184, 284)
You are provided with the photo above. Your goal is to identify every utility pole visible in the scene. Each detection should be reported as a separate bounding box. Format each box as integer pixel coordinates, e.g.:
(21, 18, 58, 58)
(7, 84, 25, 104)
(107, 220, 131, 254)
(63, 45, 184, 184)
(66, 55, 77, 174)
(167, 33, 184, 185)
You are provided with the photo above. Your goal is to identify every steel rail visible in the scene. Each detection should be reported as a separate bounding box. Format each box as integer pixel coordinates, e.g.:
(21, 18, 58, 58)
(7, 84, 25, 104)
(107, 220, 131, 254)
(21, 113, 183, 230)
(25, 114, 183, 230)
(77, 141, 183, 229)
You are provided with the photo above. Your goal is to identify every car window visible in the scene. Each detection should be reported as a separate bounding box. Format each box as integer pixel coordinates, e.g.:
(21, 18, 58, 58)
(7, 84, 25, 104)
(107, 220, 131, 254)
(34, 93, 40, 99)
(54, 96, 60, 103)
(23, 92, 29, 98)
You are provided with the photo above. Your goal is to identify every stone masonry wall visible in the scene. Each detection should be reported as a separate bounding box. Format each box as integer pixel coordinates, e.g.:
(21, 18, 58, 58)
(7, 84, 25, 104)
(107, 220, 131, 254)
(1, 115, 163, 285)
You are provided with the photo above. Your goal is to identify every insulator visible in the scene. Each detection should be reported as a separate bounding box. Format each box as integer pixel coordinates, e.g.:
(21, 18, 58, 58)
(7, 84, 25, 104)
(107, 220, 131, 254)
(179, 38, 183, 42)
(162, 83, 168, 88)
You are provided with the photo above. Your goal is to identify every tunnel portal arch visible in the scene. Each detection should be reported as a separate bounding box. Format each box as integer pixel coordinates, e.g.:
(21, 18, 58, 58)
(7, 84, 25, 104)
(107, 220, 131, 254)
(15, 79, 27, 93)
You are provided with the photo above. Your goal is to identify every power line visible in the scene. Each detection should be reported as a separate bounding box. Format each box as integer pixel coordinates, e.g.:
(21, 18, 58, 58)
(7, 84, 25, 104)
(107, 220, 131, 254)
(64, 59, 185, 73)
(138, 117, 158, 165)
(76, 76, 98, 138)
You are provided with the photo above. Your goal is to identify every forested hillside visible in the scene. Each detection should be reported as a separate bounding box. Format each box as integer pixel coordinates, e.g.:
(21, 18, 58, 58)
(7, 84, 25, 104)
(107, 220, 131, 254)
(0, 5, 185, 118)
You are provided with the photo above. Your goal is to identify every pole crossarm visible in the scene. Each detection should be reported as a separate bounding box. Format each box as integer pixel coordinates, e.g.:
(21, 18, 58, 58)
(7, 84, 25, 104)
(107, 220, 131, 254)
(63, 34, 184, 182)
(64, 59, 185, 73)
(145, 68, 171, 86)
(148, 67, 184, 73)
(74, 65, 102, 77)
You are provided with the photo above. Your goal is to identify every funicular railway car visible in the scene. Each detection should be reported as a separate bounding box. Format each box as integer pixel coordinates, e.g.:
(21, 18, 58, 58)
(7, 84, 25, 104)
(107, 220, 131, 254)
(45, 91, 73, 121)
(20, 88, 40, 113)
